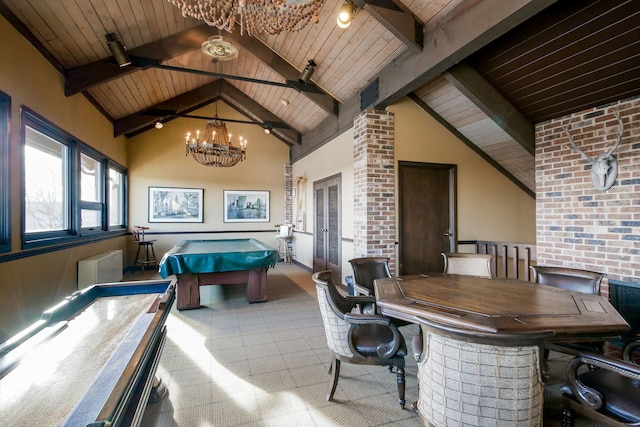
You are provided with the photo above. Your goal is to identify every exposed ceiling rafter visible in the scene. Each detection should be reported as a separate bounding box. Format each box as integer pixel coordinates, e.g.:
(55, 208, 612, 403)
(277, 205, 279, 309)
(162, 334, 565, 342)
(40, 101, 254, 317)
(444, 63, 535, 155)
(118, 80, 301, 145)
(64, 24, 338, 116)
(220, 25, 339, 114)
(354, 0, 423, 54)
(294, 0, 556, 160)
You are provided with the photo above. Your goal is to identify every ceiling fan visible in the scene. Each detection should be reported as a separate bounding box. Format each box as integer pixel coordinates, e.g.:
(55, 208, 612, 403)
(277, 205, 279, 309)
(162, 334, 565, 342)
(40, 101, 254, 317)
(201, 36, 239, 62)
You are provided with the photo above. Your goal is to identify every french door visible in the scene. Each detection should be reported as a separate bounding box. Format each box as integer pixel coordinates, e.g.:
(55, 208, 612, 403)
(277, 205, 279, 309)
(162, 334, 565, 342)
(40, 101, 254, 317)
(313, 174, 341, 283)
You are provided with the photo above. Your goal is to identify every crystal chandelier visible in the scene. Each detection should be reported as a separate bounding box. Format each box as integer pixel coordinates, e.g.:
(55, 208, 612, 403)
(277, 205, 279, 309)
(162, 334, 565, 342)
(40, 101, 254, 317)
(186, 119, 247, 167)
(167, 0, 326, 36)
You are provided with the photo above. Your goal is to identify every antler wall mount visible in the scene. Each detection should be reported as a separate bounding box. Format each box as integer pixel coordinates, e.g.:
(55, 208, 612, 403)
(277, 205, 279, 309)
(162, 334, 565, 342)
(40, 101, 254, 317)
(562, 111, 624, 192)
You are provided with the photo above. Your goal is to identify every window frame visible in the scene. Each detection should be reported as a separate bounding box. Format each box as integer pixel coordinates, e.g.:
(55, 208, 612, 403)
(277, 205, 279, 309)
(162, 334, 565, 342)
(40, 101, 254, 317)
(108, 162, 128, 230)
(21, 108, 127, 249)
(0, 91, 10, 253)
(79, 146, 107, 235)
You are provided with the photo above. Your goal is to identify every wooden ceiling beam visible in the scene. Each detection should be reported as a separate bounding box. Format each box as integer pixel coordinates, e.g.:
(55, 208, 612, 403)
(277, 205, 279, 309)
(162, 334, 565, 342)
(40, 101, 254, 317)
(374, 0, 557, 108)
(115, 79, 300, 146)
(294, 0, 556, 160)
(218, 81, 301, 145)
(65, 25, 219, 96)
(354, 0, 423, 54)
(114, 80, 223, 137)
(221, 26, 339, 114)
(444, 63, 535, 155)
(64, 23, 338, 116)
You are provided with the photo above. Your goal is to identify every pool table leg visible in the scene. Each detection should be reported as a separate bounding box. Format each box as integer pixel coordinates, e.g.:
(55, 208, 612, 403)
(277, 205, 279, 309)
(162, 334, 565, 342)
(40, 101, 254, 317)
(246, 267, 268, 303)
(176, 268, 269, 309)
(176, 274, 201, 310)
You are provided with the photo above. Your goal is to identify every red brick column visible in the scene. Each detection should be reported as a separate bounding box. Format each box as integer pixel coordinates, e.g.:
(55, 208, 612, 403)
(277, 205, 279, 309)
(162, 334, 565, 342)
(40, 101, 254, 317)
(353, 109, 396, 273)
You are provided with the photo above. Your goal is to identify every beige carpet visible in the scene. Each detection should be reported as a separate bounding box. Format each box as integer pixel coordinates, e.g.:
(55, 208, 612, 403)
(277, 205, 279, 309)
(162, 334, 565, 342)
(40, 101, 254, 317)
(133, 264, 603, 426)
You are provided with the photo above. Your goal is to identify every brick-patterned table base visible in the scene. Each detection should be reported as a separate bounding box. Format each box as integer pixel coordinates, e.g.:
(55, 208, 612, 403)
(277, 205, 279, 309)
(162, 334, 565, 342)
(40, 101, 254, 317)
(417, 327, 544, 427)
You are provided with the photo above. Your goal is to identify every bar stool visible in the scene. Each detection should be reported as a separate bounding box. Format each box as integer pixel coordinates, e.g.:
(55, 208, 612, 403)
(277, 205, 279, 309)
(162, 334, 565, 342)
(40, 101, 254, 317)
(133, 226, 157, 273)
(275, 224, 294, 263)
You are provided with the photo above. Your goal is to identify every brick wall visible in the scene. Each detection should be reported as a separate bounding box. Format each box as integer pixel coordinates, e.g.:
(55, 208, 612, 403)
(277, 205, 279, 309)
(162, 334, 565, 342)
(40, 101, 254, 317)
(535, 97, 640, 293)
(353, 109, 396, 272)
(284, 163, 293, 224)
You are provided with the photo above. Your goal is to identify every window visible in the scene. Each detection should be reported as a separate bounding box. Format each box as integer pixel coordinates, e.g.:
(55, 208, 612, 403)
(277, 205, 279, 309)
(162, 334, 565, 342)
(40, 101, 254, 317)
(22, 108, 127, 248)
(0, 91, 10, 253)
(108, 165, 126, 228)
(24, 126, 70, 233)
(80, 151, 103, 231)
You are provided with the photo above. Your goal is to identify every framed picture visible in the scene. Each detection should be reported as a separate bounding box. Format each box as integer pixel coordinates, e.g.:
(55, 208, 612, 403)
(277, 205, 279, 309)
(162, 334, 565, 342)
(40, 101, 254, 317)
(148, 187, 203, 223)
(224, 190, 270, 223)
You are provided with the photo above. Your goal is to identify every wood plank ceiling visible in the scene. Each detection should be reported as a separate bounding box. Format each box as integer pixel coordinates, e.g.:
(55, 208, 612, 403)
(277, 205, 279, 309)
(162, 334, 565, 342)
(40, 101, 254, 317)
(1, 0, 638, 196)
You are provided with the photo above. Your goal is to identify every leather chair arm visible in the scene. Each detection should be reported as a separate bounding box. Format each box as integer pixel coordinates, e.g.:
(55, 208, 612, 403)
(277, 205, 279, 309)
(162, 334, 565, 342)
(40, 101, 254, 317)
(352, 283, 372, 296)
(343, 295, 376, 307)
(344, 313, 390, 326)
(622, 339, 640, 363)
(344, 313, 402, 359)
(566, 351, 640, 410)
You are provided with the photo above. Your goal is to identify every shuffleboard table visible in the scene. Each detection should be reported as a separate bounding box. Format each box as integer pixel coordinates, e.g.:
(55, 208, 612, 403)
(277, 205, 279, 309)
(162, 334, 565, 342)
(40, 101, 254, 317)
(159, 238, 279, 310)
(0, 279, 175, 427)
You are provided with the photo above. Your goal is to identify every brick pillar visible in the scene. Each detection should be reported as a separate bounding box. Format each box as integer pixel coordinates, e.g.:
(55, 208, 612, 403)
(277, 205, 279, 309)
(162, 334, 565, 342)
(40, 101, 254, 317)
(284, 163, 293, 224)
(353, 109, 396, 273)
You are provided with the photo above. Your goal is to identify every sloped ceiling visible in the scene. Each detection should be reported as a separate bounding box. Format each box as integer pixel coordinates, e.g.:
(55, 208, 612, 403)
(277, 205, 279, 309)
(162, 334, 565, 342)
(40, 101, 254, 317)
(1, 0, 638, 197)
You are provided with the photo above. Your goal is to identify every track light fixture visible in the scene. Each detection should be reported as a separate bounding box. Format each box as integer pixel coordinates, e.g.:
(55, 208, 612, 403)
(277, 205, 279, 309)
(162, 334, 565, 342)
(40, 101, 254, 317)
(105, 33, 131, 67)
(337, 0, 356, 29)
(298, 59, 316, 84)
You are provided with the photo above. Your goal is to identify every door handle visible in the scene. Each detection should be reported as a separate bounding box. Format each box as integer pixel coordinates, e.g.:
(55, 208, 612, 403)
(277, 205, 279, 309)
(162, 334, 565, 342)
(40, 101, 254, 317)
(443, 232, 451, 237)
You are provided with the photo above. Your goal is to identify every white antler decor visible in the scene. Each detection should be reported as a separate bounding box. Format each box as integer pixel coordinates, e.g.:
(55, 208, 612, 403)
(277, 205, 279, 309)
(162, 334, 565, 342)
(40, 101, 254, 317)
(562, 111, 624, 192)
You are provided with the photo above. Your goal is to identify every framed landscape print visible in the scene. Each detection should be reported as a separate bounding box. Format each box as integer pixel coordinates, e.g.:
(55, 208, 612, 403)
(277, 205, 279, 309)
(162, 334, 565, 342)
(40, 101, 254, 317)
(223, 190, 269, 223)
(149, 187, 203, 223)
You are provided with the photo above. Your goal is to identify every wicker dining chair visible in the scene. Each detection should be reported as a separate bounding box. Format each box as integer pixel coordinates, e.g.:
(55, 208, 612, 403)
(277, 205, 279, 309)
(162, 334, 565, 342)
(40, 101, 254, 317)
(312, 270, 407, 407)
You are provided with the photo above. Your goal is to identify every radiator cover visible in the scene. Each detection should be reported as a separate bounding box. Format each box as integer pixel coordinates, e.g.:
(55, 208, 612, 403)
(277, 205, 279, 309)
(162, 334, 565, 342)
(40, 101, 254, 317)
(77, 250, 123, 288)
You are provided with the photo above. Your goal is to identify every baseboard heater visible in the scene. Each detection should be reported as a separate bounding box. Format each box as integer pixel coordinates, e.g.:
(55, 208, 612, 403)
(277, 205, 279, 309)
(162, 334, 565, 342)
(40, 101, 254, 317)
(77, 250, 123, 288)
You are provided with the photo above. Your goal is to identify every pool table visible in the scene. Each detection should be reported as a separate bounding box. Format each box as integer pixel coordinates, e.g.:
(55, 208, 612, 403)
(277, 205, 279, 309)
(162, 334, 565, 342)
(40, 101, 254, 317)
(0, 279, 175, 427)
(159, 238, 279, 310)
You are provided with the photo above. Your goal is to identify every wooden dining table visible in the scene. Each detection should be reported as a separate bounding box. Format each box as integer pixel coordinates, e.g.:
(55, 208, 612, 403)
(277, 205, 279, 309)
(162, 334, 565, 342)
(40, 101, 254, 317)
(374, 273, 630, 427)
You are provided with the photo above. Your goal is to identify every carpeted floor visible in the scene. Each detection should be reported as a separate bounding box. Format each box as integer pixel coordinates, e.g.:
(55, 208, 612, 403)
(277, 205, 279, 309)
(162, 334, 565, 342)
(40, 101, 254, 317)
(133, 263, 603, 426)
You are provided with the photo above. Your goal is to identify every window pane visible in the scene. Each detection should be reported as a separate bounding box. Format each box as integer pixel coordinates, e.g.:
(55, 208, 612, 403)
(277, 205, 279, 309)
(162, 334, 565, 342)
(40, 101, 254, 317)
(81, 209, 101, 228)
(0, 91, 9, 252)
(81, 153, 101, 203)
(24, 127, 68, 232)
(109, 167, 125, 226)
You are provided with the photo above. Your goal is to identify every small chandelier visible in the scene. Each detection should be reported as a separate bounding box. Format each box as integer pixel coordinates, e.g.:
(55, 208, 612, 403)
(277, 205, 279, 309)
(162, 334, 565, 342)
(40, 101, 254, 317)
(167, 0, 326, 36)
(185, 119, 247, 167)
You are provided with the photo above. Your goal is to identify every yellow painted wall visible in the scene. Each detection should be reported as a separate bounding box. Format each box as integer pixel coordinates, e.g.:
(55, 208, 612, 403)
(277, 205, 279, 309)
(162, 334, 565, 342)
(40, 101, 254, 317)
(392, 98, 536, 243)
(126, 102, 290, 262)
(292, 99, 536, 281)
(291, 129, 355, 279)
(0, 16, 128, 339)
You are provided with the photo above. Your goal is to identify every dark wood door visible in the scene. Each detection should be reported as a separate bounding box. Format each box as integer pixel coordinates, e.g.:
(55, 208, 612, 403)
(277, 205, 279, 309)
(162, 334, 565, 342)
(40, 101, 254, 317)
(313, 175, 341, 283)
(398, 161, 456, 275)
